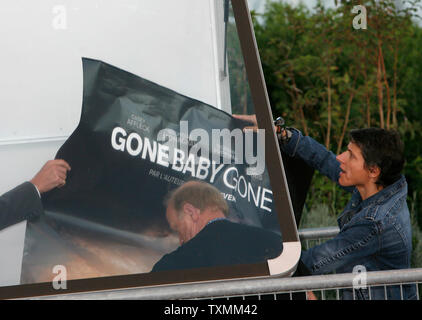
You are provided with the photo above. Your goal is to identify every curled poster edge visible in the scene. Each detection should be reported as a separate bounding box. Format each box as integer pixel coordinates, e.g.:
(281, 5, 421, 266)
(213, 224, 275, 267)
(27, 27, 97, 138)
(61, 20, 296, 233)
(267, 241, 301, 277)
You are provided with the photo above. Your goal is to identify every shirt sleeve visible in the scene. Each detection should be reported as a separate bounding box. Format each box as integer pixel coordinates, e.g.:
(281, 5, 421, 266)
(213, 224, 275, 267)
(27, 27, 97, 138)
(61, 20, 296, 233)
(0, 182, 44, 231)
(33, 184, 41, 198)
(300, 218, 380, 275)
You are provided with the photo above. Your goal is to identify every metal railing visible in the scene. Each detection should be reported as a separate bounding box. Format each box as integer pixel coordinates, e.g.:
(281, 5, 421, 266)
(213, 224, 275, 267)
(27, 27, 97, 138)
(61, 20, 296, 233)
(30, 227, 422, 300)
(298, 226, 340, 249)
(32, 267, 422, 300)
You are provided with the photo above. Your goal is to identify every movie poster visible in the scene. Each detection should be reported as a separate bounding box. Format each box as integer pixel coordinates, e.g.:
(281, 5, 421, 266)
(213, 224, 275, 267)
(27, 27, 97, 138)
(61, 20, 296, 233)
(20, 57, 284, 283)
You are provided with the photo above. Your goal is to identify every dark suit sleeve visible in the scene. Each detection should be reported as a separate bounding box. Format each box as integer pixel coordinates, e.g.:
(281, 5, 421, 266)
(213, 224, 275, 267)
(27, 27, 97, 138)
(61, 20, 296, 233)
(0, 182, 43, 231)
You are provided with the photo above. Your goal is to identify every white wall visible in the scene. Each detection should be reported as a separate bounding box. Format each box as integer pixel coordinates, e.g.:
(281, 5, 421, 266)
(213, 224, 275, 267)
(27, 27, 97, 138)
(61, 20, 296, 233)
(0, 0, 231, 286)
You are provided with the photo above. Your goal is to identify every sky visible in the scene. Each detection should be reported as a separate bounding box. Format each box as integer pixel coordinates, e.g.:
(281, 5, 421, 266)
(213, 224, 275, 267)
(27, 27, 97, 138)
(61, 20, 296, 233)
(247, 0, 422, 24)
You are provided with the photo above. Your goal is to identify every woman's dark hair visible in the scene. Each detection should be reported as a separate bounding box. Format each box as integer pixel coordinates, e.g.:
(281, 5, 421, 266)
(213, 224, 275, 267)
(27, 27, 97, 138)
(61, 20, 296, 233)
(349, 128, 404, 187)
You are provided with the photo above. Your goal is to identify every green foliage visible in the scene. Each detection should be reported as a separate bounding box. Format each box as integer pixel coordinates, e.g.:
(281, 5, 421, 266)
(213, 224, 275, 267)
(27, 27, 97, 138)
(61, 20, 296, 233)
(409, 191, 422, 267)
(305, 172, 350, 217)
(299, 203, 338, 229)
(252, 0, 422, 231)
(249, 1, 422, 267)
(227, 18, 255, 115)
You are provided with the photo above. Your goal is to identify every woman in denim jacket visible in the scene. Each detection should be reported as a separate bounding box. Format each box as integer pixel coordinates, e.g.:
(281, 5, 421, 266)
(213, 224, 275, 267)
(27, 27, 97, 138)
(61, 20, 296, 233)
(280, 126, 416, 300)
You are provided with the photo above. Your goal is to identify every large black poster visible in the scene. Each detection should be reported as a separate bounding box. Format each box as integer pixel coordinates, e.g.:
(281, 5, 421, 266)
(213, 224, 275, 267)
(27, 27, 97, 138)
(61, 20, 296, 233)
(20, 58, 292, 283)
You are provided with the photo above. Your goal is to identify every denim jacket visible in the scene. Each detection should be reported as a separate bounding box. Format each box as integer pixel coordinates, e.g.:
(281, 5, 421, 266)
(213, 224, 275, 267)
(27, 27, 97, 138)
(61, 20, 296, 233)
(282, 129, 416, 300)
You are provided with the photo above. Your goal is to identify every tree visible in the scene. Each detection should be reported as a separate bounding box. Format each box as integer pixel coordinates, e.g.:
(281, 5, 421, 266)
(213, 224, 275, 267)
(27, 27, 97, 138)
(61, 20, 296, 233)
(252, 0, 422, 225)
